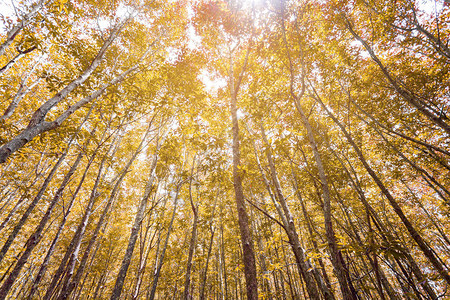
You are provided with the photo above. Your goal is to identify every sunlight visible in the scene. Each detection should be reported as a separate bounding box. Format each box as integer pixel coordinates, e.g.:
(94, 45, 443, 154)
(198, 69, 227, 95)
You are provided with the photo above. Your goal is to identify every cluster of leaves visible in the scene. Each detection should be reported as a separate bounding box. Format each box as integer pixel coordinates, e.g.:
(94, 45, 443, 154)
(0, 0, 449, 299)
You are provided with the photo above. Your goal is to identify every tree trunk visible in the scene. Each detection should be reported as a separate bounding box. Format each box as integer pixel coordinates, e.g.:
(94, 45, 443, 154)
(183, 168, 199, 300)
(229, 52, 259, 299)
(0, 0, 43, 57)
(279, 7, 358, 298)
(148, 181, 184, 300)
(343, 19, 450, 136)
(257, 123, 330, 300)
(0, 16, 149, 164)
(54, 129, 121, 300)
(0, 101, 93, 261)
(0, 150, 84, 299)
(110, 137, 160, 300)
(312, 89, 450, 285)
(199, 226, 216, 300)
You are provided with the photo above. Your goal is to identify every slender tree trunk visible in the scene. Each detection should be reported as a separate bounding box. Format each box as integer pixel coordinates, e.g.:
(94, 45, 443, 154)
(0, 60, 41, 121)
(54, 129, 121, 300)
(228, 38, 258, 299)
(343, 19, 450, 135)
(290, 170, 336, 299)
(110, 137, 160, 300)
(0, 151, 66, 264)
(44, 121, 152, 300)
(0, 101, 93, 263)
(220, 223, 228, 300)
(257, 123, 329, 300)
(279, 6, 358, 298)
(183, 168, 199, 300)
(148, 181, 184, 300)
(357, 111, 450, 204)
(312, 89, 450, 285)
(401, 180, 450, 248)
(91, 244, 114, 300)
(329, 150, 400, 300)
(0, 45, 37, 75)
(54, 150, 108, 300)
(0, 110, 92, 264)
(0, 0, 43, 57)
(0, 174, 41, 233)
(341, 87, 450, 158)
(131, 215, 158, 300)
(0, 16, 150, 164)
(0, 149, 84, 299)
(199, 226, 216, 300)
(254, 218, 273, 300)
(292, 83, 357, 300)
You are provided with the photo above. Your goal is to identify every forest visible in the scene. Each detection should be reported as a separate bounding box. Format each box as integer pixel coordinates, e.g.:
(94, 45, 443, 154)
(0, 0, 449, 299)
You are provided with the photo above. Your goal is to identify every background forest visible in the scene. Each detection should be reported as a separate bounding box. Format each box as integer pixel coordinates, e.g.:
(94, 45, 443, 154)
(0, 0, 449, 299)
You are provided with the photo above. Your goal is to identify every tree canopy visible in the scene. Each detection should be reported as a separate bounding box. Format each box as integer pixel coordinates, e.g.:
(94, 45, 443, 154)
(0, 0, 449, 299)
